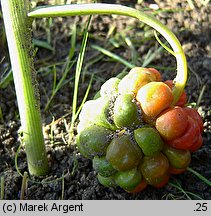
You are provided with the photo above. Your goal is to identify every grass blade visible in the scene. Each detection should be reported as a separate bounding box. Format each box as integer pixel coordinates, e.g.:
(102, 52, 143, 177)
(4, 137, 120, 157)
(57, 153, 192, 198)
(20, 172, 28, 200)
(52, 65, 57, 92)
(187, 167, 211, 187)
(0, 69, 13, 89)
(44, 24, 77, 111)
(169, 181, 192, 200)
(185, 191, 203, 200)
(74, 75, 93, 123)
(70, 16, 92, 135)
(124, 36, 138, 65)
(61, 171, 65, 200)
(69, 23, 76, 60)
(0, 107, 4, 122)
(142, 45, 164, 67)
(197, 85, 206, 106)
(91, 44, 135, 69)
(154, 30, 175, 57)
(169, 181, 203, 200)
(32, 38, 54, 51)
(0, 176, 4, 200)
(44, 57, 75, 111)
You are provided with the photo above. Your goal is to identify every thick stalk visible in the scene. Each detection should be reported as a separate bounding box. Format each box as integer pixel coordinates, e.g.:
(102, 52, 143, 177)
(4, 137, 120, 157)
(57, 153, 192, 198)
(28, 3, 187, 105)
(1, 0, 48, 176)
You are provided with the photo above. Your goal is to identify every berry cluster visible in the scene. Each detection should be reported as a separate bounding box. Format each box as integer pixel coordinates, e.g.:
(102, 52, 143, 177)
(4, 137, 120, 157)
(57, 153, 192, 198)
(76, 67, 203, 193)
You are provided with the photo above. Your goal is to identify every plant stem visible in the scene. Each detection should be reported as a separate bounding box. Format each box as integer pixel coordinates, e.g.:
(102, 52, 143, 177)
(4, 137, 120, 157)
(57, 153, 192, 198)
(28, 3, 187, 105)
(20, 172, 28, 200)
(1, 0, 48, 176)
(0, 176, 4, 200)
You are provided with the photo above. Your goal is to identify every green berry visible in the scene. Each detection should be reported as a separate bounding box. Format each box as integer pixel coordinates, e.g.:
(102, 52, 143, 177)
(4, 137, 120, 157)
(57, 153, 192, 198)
(139, 152, 169, 185)
(77, 125, 113, 158)
(134, 127, 164, 156)
(106, 134, 143, 171)
(115, 168, 142, 191)
(113, 93, 142, 128)
(97, 174, 116, 188)
(93, 156, 117, 177)
(162, 145, 191, 169)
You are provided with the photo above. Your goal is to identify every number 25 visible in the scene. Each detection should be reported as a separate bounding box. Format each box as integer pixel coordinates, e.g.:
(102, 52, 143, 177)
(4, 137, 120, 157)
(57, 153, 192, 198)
(195, 203, 207, 211)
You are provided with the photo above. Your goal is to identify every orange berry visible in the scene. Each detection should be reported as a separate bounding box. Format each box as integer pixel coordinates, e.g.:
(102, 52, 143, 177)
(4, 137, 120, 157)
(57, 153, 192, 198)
(148, 68, 162, 81)
(155, 106, 188, 141)
(136, 82, 173, 118)
(183, 107, 203, 133)
(167, 116, 200, 150)
(189, 134, 203, 152)
(118, 67, 156, 95)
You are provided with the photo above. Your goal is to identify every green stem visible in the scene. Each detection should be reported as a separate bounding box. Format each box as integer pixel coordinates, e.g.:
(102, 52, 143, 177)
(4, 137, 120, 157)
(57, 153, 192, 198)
(28, 3, 187, 105)
(20, 172, 28, 200)
(0, 176, 4, 200)
(1, 0, 48, 176)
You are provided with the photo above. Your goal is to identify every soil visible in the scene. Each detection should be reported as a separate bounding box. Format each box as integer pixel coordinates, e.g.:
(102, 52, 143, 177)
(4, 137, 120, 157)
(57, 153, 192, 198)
(0, 0, 211, 200)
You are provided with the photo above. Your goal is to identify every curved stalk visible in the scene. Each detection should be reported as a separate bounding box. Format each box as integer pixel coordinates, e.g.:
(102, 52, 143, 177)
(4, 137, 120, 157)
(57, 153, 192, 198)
(28, 3, 187, 105)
